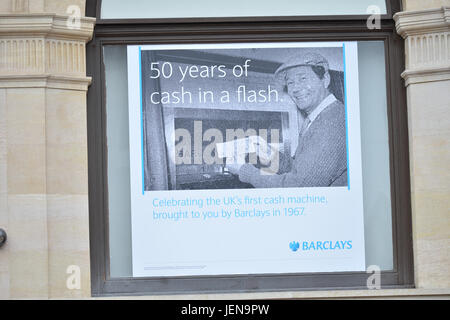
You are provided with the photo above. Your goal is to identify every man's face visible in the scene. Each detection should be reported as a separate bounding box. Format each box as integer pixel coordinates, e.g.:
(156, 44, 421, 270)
(285, 66, 328, 115)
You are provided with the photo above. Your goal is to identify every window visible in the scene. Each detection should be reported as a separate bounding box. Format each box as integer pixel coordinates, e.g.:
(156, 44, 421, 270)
(87, 0, 413, 296)
(100, 0, 388, 19)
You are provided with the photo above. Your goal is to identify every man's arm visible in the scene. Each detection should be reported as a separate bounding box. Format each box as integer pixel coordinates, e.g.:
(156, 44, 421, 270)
(238, 107, 347, 188)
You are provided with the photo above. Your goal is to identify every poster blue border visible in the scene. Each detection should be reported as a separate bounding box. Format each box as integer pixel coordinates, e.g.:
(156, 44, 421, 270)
(139, 46, 145, 195)
(343, 43, 350, 190)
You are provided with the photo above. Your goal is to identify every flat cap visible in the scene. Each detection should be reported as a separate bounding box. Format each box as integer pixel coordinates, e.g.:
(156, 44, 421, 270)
(275, 52, 330, 76)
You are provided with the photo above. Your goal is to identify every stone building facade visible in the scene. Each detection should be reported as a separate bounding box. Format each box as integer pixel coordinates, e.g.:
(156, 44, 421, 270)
(0, 0, 448, 299)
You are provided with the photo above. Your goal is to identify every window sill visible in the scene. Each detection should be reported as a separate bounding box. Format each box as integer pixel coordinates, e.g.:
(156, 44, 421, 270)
(93, 288, 450, 300)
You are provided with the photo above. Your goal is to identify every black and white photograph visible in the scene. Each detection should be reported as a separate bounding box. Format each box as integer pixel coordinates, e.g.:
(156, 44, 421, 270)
(139, 46, 348, 191)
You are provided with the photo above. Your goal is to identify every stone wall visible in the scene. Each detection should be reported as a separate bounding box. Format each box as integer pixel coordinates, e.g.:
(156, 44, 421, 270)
(0, 0, 94, 298)
(395, 3, 450, 289)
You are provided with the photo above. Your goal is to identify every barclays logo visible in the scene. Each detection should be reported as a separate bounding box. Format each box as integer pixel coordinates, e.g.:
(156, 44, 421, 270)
(289, 240, 353, 252)
(289, 241, 300, 252)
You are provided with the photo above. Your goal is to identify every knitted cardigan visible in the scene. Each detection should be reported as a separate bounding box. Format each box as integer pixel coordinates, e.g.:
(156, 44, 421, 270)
(239, 100, 348, 188)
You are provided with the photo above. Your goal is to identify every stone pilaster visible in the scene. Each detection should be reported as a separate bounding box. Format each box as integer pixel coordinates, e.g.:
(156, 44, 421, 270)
(0, 0, 95, 298)
(394, 6, 450, 289)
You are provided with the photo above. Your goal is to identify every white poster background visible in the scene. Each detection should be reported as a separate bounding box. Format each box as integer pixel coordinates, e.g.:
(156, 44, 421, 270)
(127, 42, 365, 277)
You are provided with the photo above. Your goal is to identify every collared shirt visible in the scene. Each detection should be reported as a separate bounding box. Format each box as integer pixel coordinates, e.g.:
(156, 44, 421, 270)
(302, 94, 338, 134)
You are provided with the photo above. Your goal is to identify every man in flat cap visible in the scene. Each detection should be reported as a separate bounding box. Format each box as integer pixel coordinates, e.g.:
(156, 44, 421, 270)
(227, 51, 348, 188)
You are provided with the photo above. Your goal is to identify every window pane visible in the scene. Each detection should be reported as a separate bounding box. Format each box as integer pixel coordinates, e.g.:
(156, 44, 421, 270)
(101, 0, 387, 19)
(358, 41, 393, 270)
(104, 46, 133, 277)
(104, 41, 393, 278)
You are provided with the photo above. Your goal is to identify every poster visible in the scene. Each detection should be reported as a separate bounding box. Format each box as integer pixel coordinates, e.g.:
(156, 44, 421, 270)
(127, 42, 365, 277)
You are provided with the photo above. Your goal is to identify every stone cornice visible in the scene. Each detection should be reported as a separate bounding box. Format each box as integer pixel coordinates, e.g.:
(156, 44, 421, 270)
(0, 13, 95, 89)
(394, 6, 450, 38)
(394, 6, 450, 86)
(0, 13, 95, 41)
(0, 74, 92, 91)
(401, 66, 450, 86)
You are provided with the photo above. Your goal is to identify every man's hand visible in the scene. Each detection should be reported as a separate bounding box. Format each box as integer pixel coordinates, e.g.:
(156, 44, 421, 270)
(225, 162, 243, 175)
(251, 136, 280, 166)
